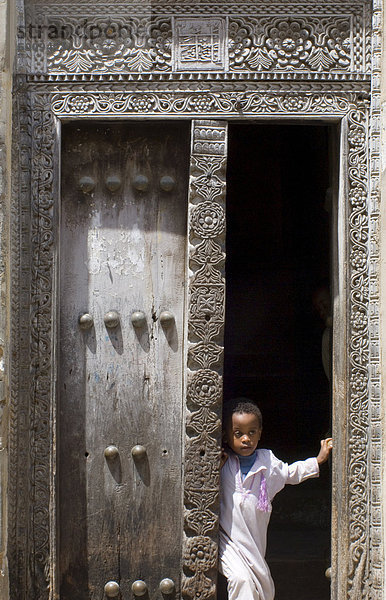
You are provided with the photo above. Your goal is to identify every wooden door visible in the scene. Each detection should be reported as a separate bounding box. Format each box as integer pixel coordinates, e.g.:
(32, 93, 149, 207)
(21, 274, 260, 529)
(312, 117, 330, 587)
(59, 122, 190, 599)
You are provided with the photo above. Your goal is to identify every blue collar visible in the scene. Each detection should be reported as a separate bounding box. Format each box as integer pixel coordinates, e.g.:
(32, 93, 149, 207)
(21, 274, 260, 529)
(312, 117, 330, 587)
(238, 450, 257, 479)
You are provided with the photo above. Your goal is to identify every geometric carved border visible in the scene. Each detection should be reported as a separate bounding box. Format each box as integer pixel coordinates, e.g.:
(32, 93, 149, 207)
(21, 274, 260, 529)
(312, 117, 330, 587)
(9, 84, 380, 600)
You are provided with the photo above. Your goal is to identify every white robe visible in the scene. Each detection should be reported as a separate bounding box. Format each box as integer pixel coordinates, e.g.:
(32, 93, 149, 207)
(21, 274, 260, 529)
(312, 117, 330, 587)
(219, 449, 319, 600)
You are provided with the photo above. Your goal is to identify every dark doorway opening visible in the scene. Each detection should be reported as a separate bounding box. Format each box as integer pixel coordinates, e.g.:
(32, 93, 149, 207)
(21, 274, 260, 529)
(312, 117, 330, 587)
(223, 123, 332, 600)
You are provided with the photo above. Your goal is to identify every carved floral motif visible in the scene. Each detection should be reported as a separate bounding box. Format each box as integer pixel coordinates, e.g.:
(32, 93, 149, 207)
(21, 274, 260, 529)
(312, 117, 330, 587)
(347, 105, 370, 597)
(189, 286, 225, 324)
(184, 536, 217, 571)
(351, 310, 367, 332)
(266, 19, 313, 68)
(188, 341, 224, 370)
(190, 202, 225, 238)
(182, 571, 216, 600)
(191, 239, 225, 267)
(350, 187, 367, 207)
(46, 17, 172, 73)
(184, 437, 220, 490)
(228, 16, 352, 72)
(186, 407, 221, 436)
(187, 370, 222, 408)
(29, 99, 56, 597)
(183, 535, 218, 600)
(51, 91, 354, 118)
(184, 506, 218, 536)
(25, 7, 366, 76)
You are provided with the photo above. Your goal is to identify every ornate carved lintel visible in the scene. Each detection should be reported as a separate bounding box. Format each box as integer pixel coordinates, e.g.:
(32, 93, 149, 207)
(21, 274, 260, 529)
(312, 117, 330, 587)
(23, 4, 370, 78)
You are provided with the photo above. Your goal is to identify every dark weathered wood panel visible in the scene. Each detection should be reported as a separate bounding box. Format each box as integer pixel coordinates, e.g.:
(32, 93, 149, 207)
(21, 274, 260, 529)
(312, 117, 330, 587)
(59, 122, 190, 599)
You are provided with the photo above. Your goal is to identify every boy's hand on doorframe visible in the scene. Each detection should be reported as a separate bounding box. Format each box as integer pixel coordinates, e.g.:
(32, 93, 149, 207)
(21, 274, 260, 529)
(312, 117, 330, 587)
(317, 438, 333, 465)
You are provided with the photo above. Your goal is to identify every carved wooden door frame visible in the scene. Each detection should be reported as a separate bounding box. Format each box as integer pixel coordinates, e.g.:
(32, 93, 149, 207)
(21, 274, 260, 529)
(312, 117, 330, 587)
(10, 0, 382, 599)
(9, 89, 381, 600)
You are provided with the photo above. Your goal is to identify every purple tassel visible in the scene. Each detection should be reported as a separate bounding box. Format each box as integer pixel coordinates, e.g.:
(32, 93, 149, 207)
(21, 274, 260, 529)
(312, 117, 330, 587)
(257, 473, 270, 512)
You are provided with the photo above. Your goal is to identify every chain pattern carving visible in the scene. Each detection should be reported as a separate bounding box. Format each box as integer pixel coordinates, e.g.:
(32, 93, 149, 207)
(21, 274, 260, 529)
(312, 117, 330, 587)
(183, 120, 227, 600)
(24, 3, 369, 76)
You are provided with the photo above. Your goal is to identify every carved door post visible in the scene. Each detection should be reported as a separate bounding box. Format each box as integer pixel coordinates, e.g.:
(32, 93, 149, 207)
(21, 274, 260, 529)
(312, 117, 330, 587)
(183, 121, 227, 600)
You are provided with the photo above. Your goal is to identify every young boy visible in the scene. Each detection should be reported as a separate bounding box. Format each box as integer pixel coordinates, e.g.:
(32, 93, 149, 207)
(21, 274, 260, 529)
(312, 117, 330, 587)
(219, 399, 332, 600)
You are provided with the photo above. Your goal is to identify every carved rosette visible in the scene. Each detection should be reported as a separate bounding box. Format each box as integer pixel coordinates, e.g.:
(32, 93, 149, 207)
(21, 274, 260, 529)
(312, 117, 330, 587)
(183, 121, 227, 600)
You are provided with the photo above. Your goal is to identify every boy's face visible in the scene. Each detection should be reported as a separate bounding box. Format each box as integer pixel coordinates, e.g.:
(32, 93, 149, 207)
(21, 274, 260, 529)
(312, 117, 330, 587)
(226, 412, 262, 457)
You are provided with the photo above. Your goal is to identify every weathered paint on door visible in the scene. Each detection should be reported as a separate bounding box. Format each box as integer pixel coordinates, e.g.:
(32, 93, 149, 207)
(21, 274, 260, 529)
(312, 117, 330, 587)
(59, 122, 190, 599)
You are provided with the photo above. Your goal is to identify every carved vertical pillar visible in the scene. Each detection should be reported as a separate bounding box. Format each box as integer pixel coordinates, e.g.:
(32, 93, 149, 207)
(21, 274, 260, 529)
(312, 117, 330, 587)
(346, 104, 370, 599)
(9, 84, 32, 600)
(29, 95, 57, 600)
(183, 120, 227, 600)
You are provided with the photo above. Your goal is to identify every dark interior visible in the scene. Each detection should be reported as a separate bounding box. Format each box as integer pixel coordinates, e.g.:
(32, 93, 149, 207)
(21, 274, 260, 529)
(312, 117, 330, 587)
(222, 123, 333, 600)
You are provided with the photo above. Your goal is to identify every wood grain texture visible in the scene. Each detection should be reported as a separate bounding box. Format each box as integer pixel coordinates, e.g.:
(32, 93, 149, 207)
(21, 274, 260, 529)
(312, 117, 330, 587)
(59, 122, 190, 599)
